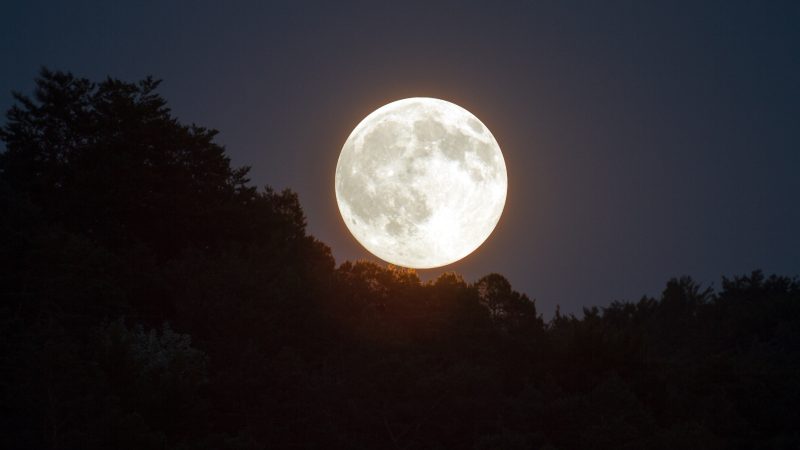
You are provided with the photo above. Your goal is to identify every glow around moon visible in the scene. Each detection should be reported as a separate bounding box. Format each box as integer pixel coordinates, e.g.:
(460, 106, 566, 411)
(335, 97, 507, 269)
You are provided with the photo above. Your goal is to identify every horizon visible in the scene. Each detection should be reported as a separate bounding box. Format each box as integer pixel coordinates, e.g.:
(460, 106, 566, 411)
(3, 2, 799, 316)
(3, 3, 800, 447)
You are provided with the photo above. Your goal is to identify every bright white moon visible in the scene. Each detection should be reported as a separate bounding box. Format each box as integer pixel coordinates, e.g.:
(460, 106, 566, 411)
(335, 97, 507, 269)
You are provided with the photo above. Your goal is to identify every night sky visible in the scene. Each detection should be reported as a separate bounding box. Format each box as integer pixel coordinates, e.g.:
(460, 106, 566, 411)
(3, 1, 798, 317)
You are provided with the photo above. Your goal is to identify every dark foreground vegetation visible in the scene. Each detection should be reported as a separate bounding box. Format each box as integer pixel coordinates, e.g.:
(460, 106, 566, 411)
(2, 70, 799, 449)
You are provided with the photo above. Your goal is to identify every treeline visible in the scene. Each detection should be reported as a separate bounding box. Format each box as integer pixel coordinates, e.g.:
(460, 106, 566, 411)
(1, 70, 798, 449)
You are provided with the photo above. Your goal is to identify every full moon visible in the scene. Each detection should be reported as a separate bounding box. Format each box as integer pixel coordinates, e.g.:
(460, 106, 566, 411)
(335, 97, 507, 269)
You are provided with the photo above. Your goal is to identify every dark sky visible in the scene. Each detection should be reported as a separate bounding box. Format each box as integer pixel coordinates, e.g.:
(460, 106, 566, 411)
(3, 1, 799, 317)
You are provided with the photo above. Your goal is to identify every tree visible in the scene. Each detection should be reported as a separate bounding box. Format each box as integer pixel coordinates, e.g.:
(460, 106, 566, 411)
(475, 273, 543, 334)
(0, 68, 253, 258)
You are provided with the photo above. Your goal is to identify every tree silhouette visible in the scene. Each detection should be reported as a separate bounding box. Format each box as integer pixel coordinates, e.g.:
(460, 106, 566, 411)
(1, 69, 252, 257)
(1, 69, 798, 449)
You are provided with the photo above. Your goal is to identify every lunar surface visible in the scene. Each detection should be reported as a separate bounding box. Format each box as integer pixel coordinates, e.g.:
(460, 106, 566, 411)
(335, 97, 507, 269)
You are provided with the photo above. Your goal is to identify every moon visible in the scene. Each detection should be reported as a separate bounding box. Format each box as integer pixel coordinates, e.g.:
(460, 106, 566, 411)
(335, 97, 507, 269)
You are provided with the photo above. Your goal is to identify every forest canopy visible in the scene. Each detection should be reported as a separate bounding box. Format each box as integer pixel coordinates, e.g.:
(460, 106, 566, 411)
(1, 69, 799, 449)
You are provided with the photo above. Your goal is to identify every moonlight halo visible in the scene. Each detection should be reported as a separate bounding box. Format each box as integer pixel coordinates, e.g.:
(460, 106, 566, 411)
(335, 98, 507, 269)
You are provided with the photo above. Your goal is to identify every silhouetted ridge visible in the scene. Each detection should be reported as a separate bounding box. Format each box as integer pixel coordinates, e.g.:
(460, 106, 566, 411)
(1, 70, 798, 449)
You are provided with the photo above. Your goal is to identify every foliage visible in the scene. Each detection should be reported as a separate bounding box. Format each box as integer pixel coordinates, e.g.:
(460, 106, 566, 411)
(1, 70, 799, 449)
